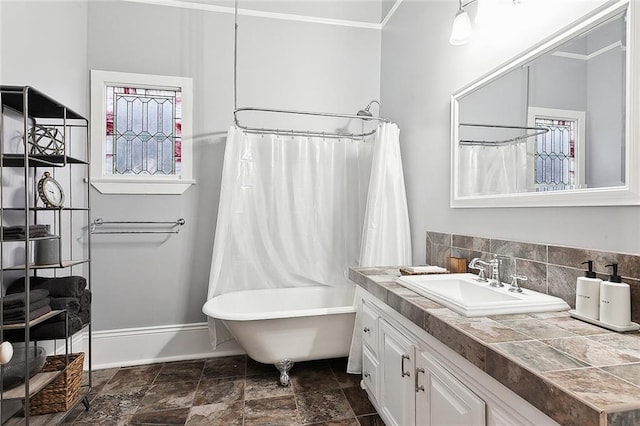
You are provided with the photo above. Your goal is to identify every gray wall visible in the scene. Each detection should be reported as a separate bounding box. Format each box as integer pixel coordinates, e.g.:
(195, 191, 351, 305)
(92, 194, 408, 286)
(2, 0, 381, 331)
(379, 0, 640, 263)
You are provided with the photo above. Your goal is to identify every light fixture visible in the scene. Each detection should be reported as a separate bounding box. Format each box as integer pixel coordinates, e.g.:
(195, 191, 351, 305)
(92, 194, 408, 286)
(449, 0, 474, 45)
(450, 0, 522, 46)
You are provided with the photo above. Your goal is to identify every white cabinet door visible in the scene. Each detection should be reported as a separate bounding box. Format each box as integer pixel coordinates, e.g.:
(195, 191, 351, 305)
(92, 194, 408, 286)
(416, 350, 486, 426)
(380, 318, 416, 426)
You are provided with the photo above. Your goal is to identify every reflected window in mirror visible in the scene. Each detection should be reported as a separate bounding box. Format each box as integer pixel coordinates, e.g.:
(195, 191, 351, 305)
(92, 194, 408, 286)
(527, 108, 584, 192)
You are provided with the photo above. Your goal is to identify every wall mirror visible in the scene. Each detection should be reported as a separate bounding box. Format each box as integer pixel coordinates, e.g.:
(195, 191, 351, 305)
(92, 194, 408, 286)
(451, 0, 640, 207)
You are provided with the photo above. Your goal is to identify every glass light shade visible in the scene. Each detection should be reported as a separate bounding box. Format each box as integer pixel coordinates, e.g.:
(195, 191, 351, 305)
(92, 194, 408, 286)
(450, 8, 472, 45)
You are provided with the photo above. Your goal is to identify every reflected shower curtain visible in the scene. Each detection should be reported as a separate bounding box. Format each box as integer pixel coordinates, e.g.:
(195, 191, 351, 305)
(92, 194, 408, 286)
(458, 143, 528, 196)
(206, 125, 374, 347)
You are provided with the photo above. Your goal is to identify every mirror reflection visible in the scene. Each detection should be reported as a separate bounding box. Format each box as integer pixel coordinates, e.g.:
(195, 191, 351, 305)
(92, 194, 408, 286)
(455, 10, 626, 199)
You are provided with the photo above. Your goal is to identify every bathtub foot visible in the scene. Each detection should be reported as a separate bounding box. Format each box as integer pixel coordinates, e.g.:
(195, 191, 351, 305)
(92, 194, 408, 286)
(275, 359, 294, 386)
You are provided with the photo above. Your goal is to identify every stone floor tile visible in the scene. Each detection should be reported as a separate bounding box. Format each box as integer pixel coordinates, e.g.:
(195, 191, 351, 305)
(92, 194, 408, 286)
(202, 355, 247, 380)
(193, 377, 244, 406)
(154, 360, 205, 384)
(73, 386, 147, 424)
(291, 366, 341, 393)
(244, 395, 299, 426)
(356, 413, 385, 426)
(296, 389, 355, 424)
(136, 381, 197, 412)
(129, 407, 190, 425)
(102, 364, 162, 393)
(342, 386, 376, 416)
(186, 401, 243, 426)
(245, 374, 294, 400)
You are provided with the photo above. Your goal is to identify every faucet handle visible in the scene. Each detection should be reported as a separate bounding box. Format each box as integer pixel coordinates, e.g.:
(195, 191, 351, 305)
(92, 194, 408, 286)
(509, 274, 527, 293)
(468, 258, 488, 282)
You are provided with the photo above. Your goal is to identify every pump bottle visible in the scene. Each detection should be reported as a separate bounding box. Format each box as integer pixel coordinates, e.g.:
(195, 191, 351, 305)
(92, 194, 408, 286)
(599, 263, 631, 327)
(575, 260, 601, 320)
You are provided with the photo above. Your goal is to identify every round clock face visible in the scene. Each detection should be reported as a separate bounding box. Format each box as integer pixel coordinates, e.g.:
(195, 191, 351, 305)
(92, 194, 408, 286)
(37, 172, 64, 208)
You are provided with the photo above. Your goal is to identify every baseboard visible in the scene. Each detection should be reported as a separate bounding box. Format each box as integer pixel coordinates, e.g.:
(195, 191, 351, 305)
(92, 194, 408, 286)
(90, 322, 245, 370)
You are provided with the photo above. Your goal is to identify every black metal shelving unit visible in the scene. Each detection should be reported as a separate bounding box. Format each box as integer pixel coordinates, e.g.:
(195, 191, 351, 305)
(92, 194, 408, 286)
(0, 86, 92, 425)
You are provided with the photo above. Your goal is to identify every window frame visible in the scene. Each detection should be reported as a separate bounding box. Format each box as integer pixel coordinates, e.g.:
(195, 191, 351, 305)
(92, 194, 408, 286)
(90, 70, 195, 194)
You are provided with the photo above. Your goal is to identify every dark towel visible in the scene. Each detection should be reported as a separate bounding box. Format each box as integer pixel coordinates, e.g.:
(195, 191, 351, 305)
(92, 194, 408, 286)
(79, 309, 90, 325)
(5, 315, 83, 341)
(1, 289, 50, 308)
(8, 276, 86, 298)
(2, 225, 50, 240)
(3, 297, 50, 318)
(79, 289, 91, 311)
(3, 305, 51, 324)
(49, 297, 80, 315)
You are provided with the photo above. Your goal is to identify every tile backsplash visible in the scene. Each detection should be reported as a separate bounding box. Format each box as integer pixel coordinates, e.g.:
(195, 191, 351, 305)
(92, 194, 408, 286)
(426, 231, 640, 323)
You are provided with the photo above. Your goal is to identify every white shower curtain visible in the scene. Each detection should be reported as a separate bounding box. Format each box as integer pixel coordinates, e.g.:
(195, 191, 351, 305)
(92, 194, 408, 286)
(346, 122, 412, 373)
(457, 143, 528, 197)
(206, 123, 411, 350)
(206, 125, 374, 347)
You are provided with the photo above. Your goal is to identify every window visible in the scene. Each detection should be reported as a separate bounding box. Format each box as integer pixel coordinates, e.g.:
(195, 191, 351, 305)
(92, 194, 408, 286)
(527, 107, 585, 192)
(90, 70, 194, 194)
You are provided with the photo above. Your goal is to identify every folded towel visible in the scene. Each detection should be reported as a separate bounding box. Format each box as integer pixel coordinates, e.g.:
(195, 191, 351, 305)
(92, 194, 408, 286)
(8, 276, 86, 298)
(5, 315, 83, 341)
(49, 297, 80, 315)
(79, 290, 91, 312)
(2, 225, 50, 240)
(3, 297, 50, 319)
(3, 305, 51, 324)
(79, 309, 90, 325)
(399, 265, 449, 275)
(1, 289, 50, 308)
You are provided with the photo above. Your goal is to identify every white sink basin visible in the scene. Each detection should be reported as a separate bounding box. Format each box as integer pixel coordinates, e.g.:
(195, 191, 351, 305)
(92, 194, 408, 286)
(396, 273, 570, 317)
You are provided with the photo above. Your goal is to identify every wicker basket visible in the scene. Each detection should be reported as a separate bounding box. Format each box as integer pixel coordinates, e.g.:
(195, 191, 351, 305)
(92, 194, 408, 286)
(28, 352, 84, 415)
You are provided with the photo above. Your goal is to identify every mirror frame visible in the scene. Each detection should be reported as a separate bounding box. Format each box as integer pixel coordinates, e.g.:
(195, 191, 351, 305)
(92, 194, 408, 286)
(451, 0, 639, 208)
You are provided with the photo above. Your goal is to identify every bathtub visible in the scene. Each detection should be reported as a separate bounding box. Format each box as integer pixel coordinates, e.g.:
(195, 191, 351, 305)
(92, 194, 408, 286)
(202, 285, 356, 384)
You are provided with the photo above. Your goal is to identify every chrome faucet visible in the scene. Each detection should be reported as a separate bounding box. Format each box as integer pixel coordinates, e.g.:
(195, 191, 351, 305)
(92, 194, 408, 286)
(468, 256, 503, 287)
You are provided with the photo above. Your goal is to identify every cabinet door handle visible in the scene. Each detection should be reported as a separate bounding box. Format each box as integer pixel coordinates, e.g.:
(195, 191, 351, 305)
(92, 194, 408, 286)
(401, 355, 411, 377)
(364, 371, 370, 378)
(415, 367, 425, 392)
(363, 327, 370, 333)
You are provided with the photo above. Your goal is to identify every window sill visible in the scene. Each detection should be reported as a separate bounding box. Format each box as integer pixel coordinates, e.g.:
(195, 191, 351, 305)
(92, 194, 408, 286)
(90, 178, 196, 195)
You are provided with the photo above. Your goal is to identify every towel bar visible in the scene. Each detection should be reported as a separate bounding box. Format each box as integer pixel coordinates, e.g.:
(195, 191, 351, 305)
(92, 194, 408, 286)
(90, 218, 186, 234)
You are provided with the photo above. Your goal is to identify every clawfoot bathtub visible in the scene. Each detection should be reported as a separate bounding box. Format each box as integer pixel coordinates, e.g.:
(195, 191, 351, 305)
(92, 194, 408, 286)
(203, 285, 356, 385)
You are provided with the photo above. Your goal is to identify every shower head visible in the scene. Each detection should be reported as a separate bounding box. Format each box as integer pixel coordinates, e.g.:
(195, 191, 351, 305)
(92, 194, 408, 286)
(357, 100, 380, 118)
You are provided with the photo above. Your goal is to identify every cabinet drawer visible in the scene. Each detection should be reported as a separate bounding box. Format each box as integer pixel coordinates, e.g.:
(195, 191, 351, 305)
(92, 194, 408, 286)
(362, 302, 379, 352)
(362, 345, 379, 400)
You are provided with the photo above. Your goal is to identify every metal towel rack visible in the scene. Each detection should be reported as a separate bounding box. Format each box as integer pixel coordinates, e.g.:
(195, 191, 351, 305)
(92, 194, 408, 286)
(90, 218, 186, 235)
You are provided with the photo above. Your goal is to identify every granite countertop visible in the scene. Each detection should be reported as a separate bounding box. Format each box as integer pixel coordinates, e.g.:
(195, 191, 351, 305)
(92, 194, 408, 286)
(350, 267, 640, 426)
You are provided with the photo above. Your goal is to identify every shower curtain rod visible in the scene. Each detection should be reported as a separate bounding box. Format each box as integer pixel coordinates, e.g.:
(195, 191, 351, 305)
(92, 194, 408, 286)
(233, 107, 389, 139)
(231, 1, 388, 140)
(458, 122, 549, 146)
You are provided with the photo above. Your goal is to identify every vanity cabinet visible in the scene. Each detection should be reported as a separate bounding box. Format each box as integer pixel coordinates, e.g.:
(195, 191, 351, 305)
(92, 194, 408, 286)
(415, 348, 485, 426)
(358, 289, 558, 426)
(373, 310, 484, 426)
(379, 318, 417, 426)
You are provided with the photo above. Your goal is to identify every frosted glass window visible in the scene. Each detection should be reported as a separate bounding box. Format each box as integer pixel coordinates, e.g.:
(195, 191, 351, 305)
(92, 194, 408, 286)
(105, 86, 182, 176)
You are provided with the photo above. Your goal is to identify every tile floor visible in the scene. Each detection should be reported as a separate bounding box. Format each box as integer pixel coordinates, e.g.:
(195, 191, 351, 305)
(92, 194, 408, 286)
(53, 355, 384, 425)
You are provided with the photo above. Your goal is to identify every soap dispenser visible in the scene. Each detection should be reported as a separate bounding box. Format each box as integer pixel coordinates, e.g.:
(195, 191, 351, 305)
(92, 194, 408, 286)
(575, 260, 601, 320)
(599, 263, 631, 327)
